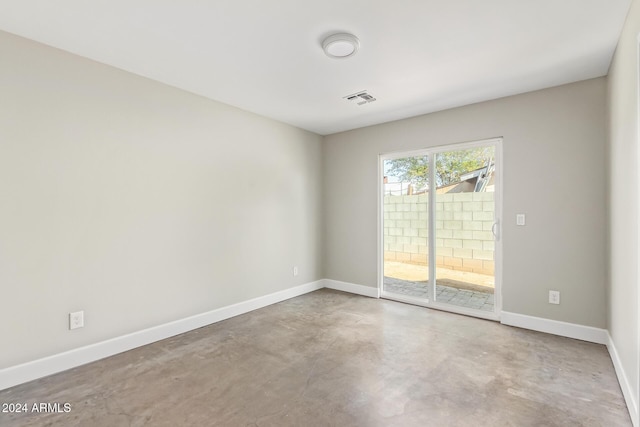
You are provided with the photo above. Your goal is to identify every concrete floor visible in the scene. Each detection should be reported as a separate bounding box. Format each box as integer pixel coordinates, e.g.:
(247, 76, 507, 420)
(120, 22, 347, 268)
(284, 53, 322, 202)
(0, 289, 631, 427)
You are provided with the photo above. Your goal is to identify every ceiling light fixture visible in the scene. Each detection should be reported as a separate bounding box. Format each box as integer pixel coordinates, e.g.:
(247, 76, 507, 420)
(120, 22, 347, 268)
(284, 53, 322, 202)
(322, 33, 360, 59)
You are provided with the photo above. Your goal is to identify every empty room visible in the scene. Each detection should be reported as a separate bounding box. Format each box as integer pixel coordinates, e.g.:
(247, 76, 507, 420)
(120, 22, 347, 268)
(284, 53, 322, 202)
(1, 1, 639, 426)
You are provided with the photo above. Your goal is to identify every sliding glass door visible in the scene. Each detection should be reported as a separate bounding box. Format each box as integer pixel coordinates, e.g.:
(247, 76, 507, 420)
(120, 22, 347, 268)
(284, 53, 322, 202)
(380, 139, 501, 319)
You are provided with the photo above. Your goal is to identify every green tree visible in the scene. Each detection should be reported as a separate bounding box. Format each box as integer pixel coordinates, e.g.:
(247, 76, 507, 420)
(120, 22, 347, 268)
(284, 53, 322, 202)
(385, 147, 492, 189)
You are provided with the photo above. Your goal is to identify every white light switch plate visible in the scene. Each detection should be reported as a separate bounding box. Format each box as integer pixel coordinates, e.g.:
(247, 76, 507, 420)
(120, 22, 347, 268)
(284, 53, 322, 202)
(516, 214, 526, 226)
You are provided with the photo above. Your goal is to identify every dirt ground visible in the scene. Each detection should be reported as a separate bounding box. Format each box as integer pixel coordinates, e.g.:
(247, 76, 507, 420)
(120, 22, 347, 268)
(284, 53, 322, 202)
(384, 261, 494, 290)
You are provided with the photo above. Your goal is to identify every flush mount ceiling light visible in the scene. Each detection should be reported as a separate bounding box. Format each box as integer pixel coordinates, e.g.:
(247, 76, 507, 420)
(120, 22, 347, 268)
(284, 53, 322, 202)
(322, 33, 360, 59)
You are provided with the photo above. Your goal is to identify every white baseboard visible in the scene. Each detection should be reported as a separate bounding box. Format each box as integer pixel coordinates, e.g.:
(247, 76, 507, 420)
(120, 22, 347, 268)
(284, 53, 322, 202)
(500, 311, 608, 345)
(0, 280, 324, 391)
(607, 333, 639, 427)
(323, 279, 380, 298)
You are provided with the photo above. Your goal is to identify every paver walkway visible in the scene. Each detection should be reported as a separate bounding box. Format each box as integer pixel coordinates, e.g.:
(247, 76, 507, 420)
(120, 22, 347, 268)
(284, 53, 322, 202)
(383, 276, 494, 312)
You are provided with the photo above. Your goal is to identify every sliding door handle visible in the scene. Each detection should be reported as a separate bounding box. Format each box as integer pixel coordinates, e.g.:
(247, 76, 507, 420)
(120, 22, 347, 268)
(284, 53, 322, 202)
(491, 221, 500, 241)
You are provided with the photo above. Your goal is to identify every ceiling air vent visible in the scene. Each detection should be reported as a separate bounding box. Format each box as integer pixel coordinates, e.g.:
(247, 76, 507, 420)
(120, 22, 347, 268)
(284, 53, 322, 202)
(344, 91, 376, 106)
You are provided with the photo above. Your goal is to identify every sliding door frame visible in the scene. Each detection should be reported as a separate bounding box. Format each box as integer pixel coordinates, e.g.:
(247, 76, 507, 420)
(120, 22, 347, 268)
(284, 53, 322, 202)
(378, 137, 503, 321)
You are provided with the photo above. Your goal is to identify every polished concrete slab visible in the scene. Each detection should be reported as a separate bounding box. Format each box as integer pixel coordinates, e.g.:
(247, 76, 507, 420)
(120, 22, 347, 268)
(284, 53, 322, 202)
(0, 289, 631, 426)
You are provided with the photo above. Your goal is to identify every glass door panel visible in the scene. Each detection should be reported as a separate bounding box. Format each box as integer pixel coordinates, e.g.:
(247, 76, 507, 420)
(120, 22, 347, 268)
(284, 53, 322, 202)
(434, 146, 496, 312)
(382, 155, 430, 301)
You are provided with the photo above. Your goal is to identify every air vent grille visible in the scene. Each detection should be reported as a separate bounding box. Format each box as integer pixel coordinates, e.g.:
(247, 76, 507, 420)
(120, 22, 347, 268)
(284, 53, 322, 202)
(344, 91, 377, 105)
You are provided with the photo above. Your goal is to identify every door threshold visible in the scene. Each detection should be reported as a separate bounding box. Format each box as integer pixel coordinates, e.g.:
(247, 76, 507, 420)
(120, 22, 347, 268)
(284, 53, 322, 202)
(381, 291, 500, 321)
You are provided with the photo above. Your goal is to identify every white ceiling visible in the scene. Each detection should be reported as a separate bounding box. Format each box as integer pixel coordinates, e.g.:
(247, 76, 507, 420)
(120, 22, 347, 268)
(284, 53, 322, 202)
(0, 0, 632, 135)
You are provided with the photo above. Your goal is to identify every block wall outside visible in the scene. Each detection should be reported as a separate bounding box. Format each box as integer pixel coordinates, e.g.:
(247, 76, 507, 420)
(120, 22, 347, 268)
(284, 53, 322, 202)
(383, 192, 495, 275)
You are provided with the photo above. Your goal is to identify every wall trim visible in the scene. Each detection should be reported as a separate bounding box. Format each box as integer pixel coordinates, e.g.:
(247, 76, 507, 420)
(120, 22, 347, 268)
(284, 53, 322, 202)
(0, 280, 324, 391)
(608, 332, 639, 427)
(323, 279, 380, 298)
(500, 311, 608, 345)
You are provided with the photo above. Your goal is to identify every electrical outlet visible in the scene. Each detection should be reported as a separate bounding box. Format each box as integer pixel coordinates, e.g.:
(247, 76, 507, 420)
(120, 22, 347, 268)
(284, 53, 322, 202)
(293, 266, 299, 277)
(69, 311, 84, 330)
(548, 291, 560, 305)
(516, 214, 526, 226)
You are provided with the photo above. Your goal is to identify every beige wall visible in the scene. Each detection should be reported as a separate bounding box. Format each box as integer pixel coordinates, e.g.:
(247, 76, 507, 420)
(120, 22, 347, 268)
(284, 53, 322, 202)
(607, 0, 640, 418)
(324, 78, 607, 328)
(0, 31, 323, 369)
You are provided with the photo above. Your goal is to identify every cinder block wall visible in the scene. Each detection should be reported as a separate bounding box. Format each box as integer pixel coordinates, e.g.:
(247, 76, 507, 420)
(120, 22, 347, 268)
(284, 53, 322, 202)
(383, 192, 495, 275)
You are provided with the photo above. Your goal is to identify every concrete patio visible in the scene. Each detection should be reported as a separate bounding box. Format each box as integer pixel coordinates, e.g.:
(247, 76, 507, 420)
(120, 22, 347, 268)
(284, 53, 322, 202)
(383, 261, 495, 312)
